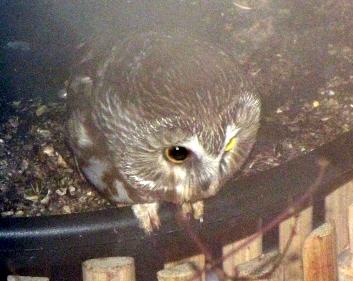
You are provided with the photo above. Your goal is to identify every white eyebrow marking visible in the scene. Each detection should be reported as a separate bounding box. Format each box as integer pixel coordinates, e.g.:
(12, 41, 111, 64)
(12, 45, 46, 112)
(181, 136, 214, 160)
(181, 136, 221, 171)
(223, 125, 240, 148)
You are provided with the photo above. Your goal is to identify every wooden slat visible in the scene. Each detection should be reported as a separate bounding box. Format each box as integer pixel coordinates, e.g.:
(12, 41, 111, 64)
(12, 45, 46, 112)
(349, 204, 353, 257)
(338, 249, 353, 281)
(164, 254, 205, 281)
(233, 250, 282, 281)
(222, 231, 263, 277)
(325, 181, 353, 253)
(337, 204, 353, 280)
(303, 223, 337, 281)
(279, 206, 313, 281)
(82, 257, 135, 281)
(157, 263, 202, 281)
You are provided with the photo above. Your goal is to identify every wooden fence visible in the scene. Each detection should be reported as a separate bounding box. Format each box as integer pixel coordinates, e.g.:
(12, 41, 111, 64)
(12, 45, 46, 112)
(7, 179, 353, 281)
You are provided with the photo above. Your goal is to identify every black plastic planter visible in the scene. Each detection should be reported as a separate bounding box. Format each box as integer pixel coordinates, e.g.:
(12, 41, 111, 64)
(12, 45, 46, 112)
(1, 130, 353, 281)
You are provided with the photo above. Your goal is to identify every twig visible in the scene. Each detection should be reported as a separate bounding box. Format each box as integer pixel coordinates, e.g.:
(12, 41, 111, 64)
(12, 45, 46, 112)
(187, 158, 329, 281)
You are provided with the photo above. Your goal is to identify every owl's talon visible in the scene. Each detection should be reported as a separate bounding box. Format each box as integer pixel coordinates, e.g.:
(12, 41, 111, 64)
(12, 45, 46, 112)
(132, 202, 160, 234)
(180, 200, 204, 222)
(180, 202, 193, 221)
(192, 200, 204, 222)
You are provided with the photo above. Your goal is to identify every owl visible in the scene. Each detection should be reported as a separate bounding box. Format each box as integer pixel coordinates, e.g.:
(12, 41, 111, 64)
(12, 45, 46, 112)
(66, 31, 261, 233)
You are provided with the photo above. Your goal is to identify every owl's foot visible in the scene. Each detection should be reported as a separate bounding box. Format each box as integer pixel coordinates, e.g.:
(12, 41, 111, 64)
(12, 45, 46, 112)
(180, 200, 204, 222)
(192, 200, 204, 222)
(131, 202, 160, 234)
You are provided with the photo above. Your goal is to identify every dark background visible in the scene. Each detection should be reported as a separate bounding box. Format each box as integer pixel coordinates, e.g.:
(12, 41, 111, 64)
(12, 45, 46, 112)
(1, 0, 351, 108)
(0, 0, 236, 102)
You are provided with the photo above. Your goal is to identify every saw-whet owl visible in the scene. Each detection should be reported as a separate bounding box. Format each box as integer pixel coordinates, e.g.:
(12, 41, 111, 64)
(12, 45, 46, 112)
(66, 31, 261, 233)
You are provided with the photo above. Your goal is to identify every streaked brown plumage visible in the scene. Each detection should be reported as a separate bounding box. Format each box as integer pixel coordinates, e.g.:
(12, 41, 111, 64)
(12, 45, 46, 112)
(66, 31, 261, 232)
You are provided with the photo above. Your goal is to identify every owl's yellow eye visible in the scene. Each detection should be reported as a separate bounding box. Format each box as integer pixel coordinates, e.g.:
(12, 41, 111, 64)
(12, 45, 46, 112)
(224, 137, 237, 152)
(164, 146, 190, 164)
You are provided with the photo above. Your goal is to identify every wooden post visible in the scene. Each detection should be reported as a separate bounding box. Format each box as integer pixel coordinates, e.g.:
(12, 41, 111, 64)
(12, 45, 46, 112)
(222, 223, 263, 277)
(302, 223, 337, 281)
(337, 204, 353, 280)
(325, 181, 353, 252)
(82, 257, 135, 281)
(165, 255, 205, 281)
(349, 203, 353, 263)
(7, 277, 49, 281)
(232, 250, 282, 281)
(157, 263, 202, 281)
(279, 206, 313, 281)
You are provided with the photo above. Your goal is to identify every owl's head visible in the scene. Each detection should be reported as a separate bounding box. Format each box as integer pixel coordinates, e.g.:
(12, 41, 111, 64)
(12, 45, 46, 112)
(109, 92, 260, 204)
(93, 31, 261, 204)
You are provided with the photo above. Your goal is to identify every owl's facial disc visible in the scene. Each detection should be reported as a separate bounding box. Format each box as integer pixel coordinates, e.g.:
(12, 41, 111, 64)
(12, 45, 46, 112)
(122, 123, 248, 204)
(163, 135, 230, 202)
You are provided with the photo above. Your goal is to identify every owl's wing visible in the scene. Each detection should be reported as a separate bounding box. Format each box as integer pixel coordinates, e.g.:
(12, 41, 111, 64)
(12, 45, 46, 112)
(65, 34, 119, 107)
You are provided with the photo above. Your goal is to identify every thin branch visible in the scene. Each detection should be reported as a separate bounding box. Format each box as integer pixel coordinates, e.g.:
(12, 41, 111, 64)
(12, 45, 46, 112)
(187, 158, 329, 281)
